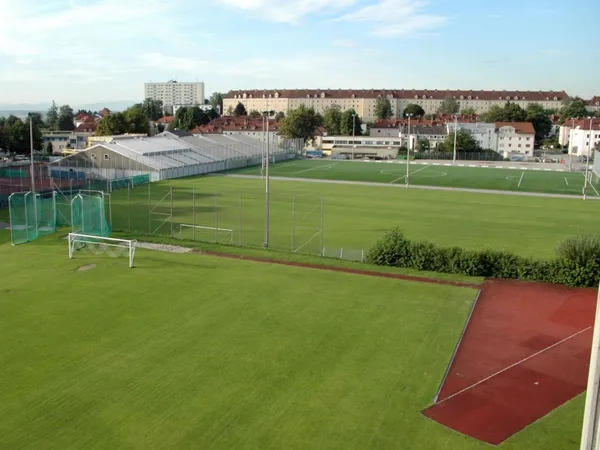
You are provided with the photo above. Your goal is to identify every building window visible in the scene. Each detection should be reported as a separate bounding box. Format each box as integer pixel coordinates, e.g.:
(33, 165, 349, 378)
(104, 154, 109, 160)
(91, 153, 96, 159)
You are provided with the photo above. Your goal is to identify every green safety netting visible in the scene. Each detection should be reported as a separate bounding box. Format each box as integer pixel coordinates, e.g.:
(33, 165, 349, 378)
(71, 192, 111, 237)
(8, 191, 57, 245)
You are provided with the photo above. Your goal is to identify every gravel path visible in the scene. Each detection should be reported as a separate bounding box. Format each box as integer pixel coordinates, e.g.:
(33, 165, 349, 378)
(226, 174, 599, 200)
(136, 242, 193, 253)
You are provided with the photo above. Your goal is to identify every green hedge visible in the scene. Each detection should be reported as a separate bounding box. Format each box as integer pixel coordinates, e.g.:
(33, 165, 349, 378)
(366, 228, 600, 287)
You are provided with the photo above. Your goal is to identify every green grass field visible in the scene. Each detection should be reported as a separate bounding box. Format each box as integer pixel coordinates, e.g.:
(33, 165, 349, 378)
(236, 159, 600, 197)
(0, 231, 585, 449)
(109, 174, 599, 260)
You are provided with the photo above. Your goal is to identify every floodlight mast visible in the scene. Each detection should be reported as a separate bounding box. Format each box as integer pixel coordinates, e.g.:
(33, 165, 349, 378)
(263, 109, 275, 249)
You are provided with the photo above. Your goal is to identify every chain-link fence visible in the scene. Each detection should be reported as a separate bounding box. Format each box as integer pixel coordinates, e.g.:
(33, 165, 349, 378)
(104, 182, 367, 259)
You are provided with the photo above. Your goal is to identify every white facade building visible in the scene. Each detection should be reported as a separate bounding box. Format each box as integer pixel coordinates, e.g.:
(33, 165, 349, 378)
(144, 81, 205, 114)
(569, 124, 600, 157)
(447, 122, 498, 151)
(495, 122, 535, 158)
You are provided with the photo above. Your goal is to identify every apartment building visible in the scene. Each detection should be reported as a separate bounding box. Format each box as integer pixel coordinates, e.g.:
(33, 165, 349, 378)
(144, 80, 205, 114)
(223, 89, 568, 122)
(42, 131, 92, 154)
(587, 97, 600, 113)
(447, 122, 498, 151)
(568, 119, 600, 157)
(495, 122, 535, 158)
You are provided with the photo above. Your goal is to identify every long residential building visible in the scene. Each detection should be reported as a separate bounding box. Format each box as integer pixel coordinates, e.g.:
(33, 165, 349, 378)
(223, 89, 568, 122)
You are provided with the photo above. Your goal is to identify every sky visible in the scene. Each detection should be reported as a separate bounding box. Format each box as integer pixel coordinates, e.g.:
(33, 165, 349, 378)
(0, 0, 599, 107)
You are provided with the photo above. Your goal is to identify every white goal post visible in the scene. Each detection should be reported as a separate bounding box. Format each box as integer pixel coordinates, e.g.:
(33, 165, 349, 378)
(177, 224, 234, 244)
(68, 233, 137, 268)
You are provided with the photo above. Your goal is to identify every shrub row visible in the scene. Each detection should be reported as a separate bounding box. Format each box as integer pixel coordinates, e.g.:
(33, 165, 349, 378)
(366, 228, 600, 288)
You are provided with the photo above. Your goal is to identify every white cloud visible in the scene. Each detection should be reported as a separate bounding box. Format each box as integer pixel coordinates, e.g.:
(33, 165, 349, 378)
(333, 0, 447, 37)
(216, 0, 356, 24)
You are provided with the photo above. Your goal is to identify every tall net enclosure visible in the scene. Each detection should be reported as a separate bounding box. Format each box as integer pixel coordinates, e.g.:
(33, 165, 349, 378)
(71, 191, 112, 237)
(8, 191, 57, 245)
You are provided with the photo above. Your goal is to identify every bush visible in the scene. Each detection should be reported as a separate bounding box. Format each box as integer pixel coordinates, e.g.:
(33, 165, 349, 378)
(366, 228, 600, 288)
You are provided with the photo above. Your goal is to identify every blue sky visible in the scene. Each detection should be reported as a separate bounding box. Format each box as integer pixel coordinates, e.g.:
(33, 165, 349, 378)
(0, 0, 598, 106)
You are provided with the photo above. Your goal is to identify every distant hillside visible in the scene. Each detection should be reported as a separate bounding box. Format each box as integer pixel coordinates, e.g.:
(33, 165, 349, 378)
(0, 100, 137, 118)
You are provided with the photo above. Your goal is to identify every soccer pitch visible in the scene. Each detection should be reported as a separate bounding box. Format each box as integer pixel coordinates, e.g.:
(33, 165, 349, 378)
(0, 233, 585, 449)
(110, 174, 600, 259)
(236, 159, 600, 197)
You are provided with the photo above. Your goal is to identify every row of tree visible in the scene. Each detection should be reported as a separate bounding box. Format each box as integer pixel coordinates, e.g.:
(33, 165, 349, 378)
(0, 115, 44, 154)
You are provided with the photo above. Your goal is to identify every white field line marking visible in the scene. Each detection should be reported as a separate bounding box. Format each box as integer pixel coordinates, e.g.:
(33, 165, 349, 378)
(565, 177, 569, 186)
(271, 162, 297, 170)
(517, 171, 525, 188)
(588, 175, 600, 197)
(293, 163, 338, 175)
(435, 326, 592, 406)
(389, 164, 431, 184)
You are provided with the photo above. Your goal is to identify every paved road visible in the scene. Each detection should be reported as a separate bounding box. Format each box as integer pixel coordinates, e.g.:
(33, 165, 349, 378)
(226, 174, 600, 201)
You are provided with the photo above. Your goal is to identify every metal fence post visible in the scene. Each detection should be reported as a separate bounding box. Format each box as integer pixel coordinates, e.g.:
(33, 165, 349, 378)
(215, 190, 219, 243)
(239, 191, 243, 247)
(192, 187, 196, 241)
(320, 196, 324, 256)
(291, 194, 296, 252)
(127, 183, 131, 232)
(148, 181, 151, 234)
(170, 185, 173, 238)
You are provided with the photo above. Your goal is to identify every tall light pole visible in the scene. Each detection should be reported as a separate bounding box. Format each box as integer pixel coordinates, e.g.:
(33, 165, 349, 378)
(262, 109, 275, 248)
(28, 112, 38, 227)
(453, 114, 459, 164)
(351, 113, 356, 160)
(583, 117, 593, 200)
(406, 113, 413, 187)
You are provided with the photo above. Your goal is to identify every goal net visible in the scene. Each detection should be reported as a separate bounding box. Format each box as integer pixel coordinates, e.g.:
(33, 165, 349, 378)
(68, 233, 137, 268)
(71, 191, 111, 237)
(8, 191, 57, 245)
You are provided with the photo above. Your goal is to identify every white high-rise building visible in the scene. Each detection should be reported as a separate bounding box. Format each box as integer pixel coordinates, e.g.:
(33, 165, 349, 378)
(144, 80, 205, 114)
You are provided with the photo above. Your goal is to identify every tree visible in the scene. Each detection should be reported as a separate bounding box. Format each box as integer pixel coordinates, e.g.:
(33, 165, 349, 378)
(0, 115, 42, 155)
(142, 98, 164, 121)
(95, 113, 127, 135)
(248, 109, 261, 117)
(340, 109, 362, 136)
(226, 105, 234, 115)
(279, 105, 323, 141)
(206, 108, 219, 120)
(58, 105, 75, 130)
(45, 141, 54, 155)
(461, 107, 477, 115)
(437, 129, 482, 153)
(322, 105, 342, 135)
(374, 96, 393, 120)
(480, 102, 526, 122)
(403, 104, 425, 118)
(560, 97, 588, 121)
(209, 92, 224, 115)
(275, 111, 285, 121)
(124, 105, 150, 134)
(170, 106, 209, 131)
(526, 103, 553, 145)
(438, 96, 460, 114)
(46, 101, 59, 131)
(417, 139, 431, 152)
(233, 102, 247, 116)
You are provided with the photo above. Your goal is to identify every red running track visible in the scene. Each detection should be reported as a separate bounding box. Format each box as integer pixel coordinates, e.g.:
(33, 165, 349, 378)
(423, 280, 597, 445)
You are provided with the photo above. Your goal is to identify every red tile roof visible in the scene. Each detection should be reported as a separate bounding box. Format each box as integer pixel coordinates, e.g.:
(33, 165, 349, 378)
(191, 116, 281, 134)
(158, 116, 175, 124)
(586, 96, 600, 106)
(99, 108, 111, 117)
(495, 122, 535, 134)
(225, 89, 569, 102)
(74, 122, 97, 133)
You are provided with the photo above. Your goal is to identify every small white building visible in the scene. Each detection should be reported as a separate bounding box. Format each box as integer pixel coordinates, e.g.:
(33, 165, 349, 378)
(568, 121, 600, 157)
(495, 122, 535, 158)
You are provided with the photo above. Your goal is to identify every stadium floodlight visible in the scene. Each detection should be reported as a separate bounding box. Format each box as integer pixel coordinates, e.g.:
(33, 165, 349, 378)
(68, 233, 137, 268)
(406, 113, 413, 187)
(262, 109, 275, 249)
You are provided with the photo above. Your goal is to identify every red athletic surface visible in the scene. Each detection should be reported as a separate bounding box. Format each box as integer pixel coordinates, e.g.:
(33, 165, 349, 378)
(423, 280, 597, 445)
